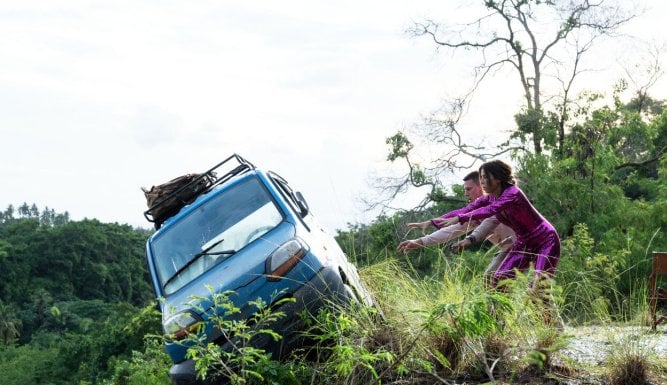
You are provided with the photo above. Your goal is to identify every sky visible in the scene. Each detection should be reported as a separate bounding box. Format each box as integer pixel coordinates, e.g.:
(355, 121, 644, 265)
(1, 1, 666, 233)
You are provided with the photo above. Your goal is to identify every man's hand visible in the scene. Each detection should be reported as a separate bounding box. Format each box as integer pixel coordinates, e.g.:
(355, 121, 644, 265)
(450, 238, 471, 253)
(397, 239, 423, 253)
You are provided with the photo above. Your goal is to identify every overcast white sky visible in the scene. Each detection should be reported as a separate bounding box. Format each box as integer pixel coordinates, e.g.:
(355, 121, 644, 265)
(2, 1, 666, 233)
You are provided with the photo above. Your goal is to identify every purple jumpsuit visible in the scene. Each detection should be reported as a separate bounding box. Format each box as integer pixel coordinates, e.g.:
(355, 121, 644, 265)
(437, 185, 561, 285)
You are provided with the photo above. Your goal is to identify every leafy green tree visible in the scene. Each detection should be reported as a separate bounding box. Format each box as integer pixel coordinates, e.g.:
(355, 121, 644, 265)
(103, 339, 171, 385)
(0, 344, 60, 385)
(0, 218, 42, 304)
(1, 204, 15, 223)
(0, 215, 153, 308)
(0, 300, 21, 346)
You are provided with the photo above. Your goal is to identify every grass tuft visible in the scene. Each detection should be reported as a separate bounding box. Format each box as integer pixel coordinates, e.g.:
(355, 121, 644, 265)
(607, 354, 651, 385)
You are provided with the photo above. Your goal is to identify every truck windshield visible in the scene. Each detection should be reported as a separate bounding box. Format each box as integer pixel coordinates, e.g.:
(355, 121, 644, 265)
(151, 176, 283, 295)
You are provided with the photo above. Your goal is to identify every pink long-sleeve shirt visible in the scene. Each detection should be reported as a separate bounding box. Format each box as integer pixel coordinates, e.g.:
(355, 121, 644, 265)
(438, 185, 555, 244)
(436, 185, 560, 282)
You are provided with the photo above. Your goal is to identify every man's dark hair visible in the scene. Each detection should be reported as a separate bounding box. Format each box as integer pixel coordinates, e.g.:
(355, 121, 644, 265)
(463, 171, 480, 184)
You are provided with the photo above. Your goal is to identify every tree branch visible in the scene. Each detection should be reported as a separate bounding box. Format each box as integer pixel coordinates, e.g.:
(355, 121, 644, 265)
(614, 146, 667, 170)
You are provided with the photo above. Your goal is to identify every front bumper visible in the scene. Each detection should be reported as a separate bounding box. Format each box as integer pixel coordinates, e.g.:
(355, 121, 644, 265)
(168, 265, 353, 385)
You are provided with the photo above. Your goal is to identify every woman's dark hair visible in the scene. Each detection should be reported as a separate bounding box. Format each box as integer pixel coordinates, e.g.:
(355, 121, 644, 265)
(479, 160, 516, 189)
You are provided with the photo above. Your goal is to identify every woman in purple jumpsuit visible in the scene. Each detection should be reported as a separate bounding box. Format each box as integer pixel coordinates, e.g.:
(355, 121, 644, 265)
(436, 160, 561, 287)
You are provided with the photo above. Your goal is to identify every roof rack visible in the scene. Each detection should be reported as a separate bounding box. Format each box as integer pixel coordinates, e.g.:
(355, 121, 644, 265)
(143, 154, 255, 225)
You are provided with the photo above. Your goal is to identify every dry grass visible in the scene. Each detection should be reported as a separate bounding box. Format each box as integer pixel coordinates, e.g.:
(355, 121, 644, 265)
(607, 354, 655, 385)
(287, 260, 667, 385)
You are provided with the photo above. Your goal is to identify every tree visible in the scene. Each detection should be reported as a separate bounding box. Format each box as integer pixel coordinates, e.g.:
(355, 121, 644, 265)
(0, 300, 20, 346)
(1, 205, 15, 224)
(411, 0, 635, 154)
(371, 131, 439, 211)
(620, 43, 665, 117)
(30, 289, 53, 326)
(372, 0, 640, 214)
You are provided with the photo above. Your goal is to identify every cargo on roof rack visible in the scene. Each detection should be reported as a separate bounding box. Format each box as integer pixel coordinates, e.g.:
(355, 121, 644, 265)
(142, 153, 255, 229)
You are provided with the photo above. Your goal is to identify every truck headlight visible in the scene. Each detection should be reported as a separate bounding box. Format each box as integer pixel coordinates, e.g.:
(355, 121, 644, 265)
(164, 311, 203, 341)
(265, 238, 308, 281)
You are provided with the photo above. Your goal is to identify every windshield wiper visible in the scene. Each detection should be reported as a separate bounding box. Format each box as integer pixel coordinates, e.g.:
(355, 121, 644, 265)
(193, 238, 233, 259)
(197, 249, 237, 257)
(163, 239, 236, 289)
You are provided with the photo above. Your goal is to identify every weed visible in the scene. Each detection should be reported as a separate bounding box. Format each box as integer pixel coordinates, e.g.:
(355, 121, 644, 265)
(178, 288, 298, 385)
(608, 354, 651, 385)
(604, 328, 665, 385)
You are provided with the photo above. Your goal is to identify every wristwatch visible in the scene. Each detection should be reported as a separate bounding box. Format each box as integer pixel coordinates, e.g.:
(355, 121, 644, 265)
(465, 234, 476, 244)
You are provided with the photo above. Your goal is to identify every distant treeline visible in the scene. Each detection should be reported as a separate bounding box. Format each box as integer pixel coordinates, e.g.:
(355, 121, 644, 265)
(0, 203, 70, 227)
(0, 207, 154, 343)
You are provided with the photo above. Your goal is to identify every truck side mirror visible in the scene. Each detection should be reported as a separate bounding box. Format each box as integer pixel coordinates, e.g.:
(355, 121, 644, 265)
(295, 191, 309, 217)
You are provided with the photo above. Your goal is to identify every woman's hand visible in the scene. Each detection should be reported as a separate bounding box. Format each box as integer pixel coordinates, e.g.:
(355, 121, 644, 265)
(397, 239, 423, 252)
(438, 216, 459, 228)
(406, 221, 431, 233)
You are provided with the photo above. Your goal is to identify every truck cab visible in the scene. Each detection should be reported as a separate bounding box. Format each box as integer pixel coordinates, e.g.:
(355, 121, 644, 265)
(144, 154, 372, 384)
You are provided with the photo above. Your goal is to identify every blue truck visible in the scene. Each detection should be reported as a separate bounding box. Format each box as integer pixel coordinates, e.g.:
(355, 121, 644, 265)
(143, 154, 373, 384)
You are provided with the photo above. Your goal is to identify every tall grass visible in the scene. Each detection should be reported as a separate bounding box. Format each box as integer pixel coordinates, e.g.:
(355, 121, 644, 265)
(154, 243, 666, 384)
(293, 259, 573, 384)
(557, 223, 659, 326)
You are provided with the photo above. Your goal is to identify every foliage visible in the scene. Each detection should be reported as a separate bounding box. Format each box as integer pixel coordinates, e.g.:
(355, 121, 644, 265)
(386, 131, 413, 162)
(0, 207, 163, 385)
(0, 344, 60, 384)
(336, 195, 470, 275)
(179, 288, 299, 385)
(0, 209, 154, 342)
(558, 223, 618, 323)
(102, 339, 172, 385)
(302, 307, 394, 385)
(0, 203, 70, 226)
(357, 263, 576, 383)
(512, 100, 667, 323)
(0, 301, 163, 385)
(0, 300, 21, 346)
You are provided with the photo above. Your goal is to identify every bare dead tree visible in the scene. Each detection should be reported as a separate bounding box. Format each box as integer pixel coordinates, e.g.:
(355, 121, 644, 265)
(553, 36, 596, 155)
(366, 130, 452, 214)
(367, 98, 524, 214)
(411, 0, 636, 154)
(621, 42, 665, 116)
(370, 1, 638, 216)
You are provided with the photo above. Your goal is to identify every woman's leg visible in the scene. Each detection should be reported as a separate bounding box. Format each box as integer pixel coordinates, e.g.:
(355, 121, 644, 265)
(492, 244, 531, 287)
(531, 231, 563, 329)
(533, 231, 561, 279)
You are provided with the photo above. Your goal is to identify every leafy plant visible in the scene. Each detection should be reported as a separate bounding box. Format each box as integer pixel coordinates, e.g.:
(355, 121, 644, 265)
(179, 288, 297, 385)
(301, 305, 394, 385)
(102, 338, 172, 385)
